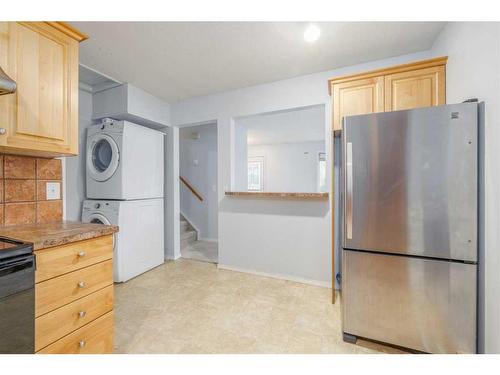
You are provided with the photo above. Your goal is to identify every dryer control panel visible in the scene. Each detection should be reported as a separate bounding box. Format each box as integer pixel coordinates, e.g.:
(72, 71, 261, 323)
(82, 200, 119, 214)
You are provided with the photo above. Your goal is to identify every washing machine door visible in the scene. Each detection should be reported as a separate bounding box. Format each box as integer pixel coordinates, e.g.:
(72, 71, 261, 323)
(87, 213, 111, 225)
(86, 213, 116, 250)
(87, 133, 120, 182)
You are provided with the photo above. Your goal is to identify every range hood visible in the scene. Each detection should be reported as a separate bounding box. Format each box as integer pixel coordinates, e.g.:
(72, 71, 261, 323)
(0, 66, 16, 95)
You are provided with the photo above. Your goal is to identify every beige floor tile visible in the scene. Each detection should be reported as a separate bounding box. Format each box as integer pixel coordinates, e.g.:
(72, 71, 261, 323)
(114, 258, 404, 354)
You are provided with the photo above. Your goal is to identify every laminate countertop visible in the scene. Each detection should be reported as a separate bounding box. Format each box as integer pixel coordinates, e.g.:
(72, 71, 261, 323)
(0, 221, 119, 250)
(225, 191, 329, 200)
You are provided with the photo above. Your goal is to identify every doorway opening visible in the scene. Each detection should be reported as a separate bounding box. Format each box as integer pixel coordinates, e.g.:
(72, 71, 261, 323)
(179, 122, 218, 263)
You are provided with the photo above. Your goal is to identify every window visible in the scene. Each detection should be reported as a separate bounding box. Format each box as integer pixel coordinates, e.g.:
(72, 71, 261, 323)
(318, 152, 327, 192)
(248, 156, 264, 191)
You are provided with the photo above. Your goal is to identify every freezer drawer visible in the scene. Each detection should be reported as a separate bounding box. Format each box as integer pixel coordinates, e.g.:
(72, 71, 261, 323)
(342, 250, 477, 353)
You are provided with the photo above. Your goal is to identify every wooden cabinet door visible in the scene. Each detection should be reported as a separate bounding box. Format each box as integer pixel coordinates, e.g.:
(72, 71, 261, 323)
(331, 76, 384, 131)
(0, 22, 79, 156)
(384, 65, 445, 112)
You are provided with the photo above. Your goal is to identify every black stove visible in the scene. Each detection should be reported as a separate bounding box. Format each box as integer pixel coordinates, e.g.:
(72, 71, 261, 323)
(0, 238, 33, 259)
(0, 237, 35, 354)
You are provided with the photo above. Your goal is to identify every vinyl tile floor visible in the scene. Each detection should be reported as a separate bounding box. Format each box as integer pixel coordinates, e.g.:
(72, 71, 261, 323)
(114, 259, 406, 354)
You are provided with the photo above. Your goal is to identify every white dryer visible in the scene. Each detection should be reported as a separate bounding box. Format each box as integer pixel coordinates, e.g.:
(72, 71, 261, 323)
(82, 198, 164, 282)
(86, 119, 164, 200)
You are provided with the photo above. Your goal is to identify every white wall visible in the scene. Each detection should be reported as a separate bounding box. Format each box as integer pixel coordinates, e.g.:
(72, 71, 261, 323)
(248, 141, 325, 192)
(179, 124, 218, 240)
(171, 50, 431, 286)
(233, 124, 248, 191)
(64, 89, 93, 221)
(165, 126, 181, 260)
(430, 22, 500, 354)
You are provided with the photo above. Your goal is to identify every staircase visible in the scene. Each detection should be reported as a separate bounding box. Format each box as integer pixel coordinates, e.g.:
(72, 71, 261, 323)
(179, 177, 218, 263)
(180, 214, 197, 250)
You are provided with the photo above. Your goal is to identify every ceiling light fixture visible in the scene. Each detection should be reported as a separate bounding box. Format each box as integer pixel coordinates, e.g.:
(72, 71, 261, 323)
(304, 24, 321, 43)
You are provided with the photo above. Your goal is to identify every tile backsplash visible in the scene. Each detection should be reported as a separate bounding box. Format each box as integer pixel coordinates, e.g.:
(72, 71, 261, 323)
(0, 154, 63, 226)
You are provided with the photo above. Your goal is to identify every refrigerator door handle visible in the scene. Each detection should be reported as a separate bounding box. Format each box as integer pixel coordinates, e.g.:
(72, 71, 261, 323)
(346, 142, 353, 239)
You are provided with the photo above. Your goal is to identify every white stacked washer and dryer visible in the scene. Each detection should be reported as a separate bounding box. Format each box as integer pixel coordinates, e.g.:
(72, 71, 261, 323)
(82, 119, 165, 282)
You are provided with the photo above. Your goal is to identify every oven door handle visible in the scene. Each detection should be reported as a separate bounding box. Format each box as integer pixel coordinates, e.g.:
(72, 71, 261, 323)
(0, 255, 35, 276)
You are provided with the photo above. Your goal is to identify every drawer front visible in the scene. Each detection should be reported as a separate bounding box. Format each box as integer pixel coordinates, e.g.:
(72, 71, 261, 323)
(36, 260, 113, 317)
(35, 285, 114, 351)
(342, 250, 477, 353)
(37, 311, 114, 354)
(35, 235, 113, 283)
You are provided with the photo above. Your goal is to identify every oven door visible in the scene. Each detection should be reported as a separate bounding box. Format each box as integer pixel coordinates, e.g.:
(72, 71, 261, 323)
(0, 254, 35, 354)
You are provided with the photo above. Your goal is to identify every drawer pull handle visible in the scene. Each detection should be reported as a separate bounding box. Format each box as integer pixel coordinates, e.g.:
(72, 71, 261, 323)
(78, 310, 87, 318)
(78, 251, 86, 258)
(79, 340, 86, 348)
(78, 281, 86, 288)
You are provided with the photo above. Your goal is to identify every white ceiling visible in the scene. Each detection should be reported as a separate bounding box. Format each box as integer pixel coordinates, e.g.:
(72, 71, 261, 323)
(73, 22, 446, 103)
(237, 105, 325, 146)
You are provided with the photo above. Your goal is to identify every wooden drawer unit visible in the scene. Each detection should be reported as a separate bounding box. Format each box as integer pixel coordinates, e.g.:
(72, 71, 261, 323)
(5, 226, 118, 354)
(35, 285, 114, 351)
(35, 235, 113, 283)
(36, 259, 113, 317)
(38, 312, 114, 354)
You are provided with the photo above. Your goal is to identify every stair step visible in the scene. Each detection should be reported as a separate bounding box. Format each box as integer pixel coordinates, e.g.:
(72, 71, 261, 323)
(181, 230, 197, 241)
(179, 215, 196, 247)
(181, 230, 197, 249)
(180, 221, 189, 233)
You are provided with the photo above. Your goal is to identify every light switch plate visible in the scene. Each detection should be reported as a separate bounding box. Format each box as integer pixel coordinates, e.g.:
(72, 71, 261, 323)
(46, 182, 61, 200)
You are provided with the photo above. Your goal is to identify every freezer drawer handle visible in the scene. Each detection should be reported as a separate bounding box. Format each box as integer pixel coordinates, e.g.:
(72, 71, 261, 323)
(346, 142, 353, 239)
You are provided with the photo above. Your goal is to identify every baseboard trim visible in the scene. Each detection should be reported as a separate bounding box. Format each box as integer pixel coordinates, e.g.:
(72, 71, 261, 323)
(165, 252, 182, 261)
(217, 264, 331, 288)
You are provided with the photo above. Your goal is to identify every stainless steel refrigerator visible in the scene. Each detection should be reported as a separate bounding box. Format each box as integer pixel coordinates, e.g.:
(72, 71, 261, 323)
(341, 102, 478, 354)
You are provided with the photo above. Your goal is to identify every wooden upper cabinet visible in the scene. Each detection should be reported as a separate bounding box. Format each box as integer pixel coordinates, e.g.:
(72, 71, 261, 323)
(384, 65, 445, 111)
(0, 22, 87, 156)
(332, 76, 384, 131)
(329, 57, 447, 131)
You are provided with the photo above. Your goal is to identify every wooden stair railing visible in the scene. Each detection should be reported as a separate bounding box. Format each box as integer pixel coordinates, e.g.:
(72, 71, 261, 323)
(179, 176, 204, 202)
